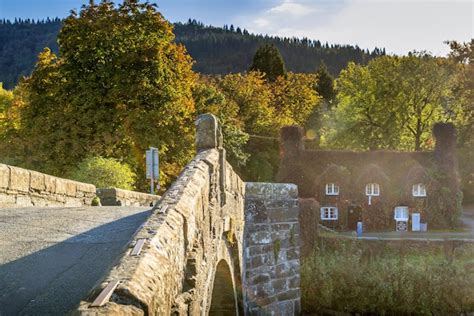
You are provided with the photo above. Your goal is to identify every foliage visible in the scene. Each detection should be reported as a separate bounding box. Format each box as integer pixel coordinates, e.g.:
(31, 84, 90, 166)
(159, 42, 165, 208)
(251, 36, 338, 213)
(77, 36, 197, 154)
(7, 0, 196, 190)
(446, 40, 474, 202)
(250, 44, 286, 82)
(0, 83, 13, 135)
(302, 237, 474, 314)
(271, 72, 320, 126)
(71, 156, 136, 190)
(315, 62, 336, 104)
(330, 54, 460, 151)
(192, 80, 249, 166)
(211, 71, 321, 181)
(0, 18, 385, 89)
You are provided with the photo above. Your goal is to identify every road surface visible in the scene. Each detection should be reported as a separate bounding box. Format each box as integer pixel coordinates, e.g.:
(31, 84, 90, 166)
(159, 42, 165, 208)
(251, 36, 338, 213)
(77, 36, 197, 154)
(0, 206, 151, 315)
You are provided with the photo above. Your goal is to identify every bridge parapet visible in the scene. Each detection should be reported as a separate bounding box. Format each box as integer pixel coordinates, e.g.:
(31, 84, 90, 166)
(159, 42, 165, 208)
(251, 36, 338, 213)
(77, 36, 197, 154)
(74, 114, 246, 315)
(73, 114, 301, 315)
(0, 164, 96, 207)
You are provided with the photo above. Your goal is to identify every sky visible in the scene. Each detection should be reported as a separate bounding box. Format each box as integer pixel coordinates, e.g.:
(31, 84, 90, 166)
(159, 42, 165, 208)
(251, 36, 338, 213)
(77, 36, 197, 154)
(0, 0, 472, 56)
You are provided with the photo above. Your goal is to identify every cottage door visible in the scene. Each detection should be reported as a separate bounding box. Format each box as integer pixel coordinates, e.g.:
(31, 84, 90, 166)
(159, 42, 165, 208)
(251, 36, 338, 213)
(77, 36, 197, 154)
(347, 206, 361, 230)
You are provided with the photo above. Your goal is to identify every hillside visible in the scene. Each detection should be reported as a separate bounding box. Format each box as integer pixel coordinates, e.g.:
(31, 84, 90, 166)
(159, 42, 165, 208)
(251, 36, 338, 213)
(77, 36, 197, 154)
(0, 18, 385, 89)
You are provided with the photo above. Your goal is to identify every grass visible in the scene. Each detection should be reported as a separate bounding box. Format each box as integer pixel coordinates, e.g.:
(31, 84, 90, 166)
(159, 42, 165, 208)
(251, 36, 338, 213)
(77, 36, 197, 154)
(301, 237, 474, 315)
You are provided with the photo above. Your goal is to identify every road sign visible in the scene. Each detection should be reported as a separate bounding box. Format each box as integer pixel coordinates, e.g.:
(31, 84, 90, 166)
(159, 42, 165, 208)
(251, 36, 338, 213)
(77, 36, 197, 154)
(146, 147, 159, 179)
(146, 147, 159, 194)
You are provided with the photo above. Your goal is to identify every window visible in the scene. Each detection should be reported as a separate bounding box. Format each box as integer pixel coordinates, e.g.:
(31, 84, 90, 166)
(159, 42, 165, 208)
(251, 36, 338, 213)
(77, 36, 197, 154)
(325, 183, 339, 196)
(365, 183, 380, 196)
(394, 206, 409, 221)
(412, 183, 426, 197)
(321, 207, 338, 220)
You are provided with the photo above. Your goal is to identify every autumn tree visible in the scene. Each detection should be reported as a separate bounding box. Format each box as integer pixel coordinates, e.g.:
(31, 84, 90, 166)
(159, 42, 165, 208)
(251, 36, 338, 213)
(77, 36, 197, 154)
(192, 79, 249, 166)
(12, 0, 196, 189)
(250, 44, 286, 82)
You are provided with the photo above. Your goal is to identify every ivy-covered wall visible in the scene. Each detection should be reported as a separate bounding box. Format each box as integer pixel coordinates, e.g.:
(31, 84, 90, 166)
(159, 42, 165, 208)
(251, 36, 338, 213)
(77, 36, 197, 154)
(277, 123, 462, 230)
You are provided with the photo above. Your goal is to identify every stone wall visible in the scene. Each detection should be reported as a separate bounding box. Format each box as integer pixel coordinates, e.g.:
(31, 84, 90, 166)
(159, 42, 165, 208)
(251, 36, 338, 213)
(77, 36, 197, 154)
(0, 164, 96, 207)
(96, 188, 160, 207)
(243, 182, 301, 315)
(73, 114, 247, 315)
(72, 114, 302, 315)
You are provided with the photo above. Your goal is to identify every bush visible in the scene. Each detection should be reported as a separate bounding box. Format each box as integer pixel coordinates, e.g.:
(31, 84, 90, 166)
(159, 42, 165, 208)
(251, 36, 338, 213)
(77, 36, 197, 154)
(301, 237, 474, 314)
(72, 156, 136, 191)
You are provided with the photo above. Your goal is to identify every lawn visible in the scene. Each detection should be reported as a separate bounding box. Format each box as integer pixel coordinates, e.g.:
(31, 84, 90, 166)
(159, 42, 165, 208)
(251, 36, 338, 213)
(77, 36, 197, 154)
(301, 236, 474, 315)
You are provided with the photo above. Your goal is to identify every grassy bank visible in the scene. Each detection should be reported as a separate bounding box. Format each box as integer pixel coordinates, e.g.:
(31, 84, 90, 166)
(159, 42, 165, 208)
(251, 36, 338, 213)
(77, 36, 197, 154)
(301, 237, 474, 314)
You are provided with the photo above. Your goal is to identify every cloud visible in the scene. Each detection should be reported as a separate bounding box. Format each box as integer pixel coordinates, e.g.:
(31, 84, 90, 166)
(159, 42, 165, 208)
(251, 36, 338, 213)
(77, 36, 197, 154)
(269, 0, 317, 16)
(235, 0, 473, 56)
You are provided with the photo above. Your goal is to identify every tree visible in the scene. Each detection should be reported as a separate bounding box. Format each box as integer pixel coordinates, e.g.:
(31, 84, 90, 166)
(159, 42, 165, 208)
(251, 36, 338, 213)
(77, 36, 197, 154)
(192, 79, 249, 166)
(331, 54, 459, 151)
(315, 62, 336, 104)
(11, 0, 196, 189)
(0, 83, 13, 133)
(250, 44, 286, 82)
(272, 72, 320, 126)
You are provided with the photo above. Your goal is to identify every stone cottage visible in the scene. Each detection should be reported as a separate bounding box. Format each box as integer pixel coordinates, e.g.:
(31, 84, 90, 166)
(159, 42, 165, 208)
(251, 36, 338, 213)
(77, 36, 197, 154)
(277, 123, 461, 231)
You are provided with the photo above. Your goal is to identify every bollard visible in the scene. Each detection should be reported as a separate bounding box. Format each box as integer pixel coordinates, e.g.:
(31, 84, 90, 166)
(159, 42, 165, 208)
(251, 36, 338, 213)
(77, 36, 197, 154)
(357, 221, 363, 237)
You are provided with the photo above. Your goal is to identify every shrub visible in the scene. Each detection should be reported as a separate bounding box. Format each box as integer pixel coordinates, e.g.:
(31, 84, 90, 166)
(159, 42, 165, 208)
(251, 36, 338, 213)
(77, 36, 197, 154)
(72, 156, 136, 191)
(301, 237, 474, 314)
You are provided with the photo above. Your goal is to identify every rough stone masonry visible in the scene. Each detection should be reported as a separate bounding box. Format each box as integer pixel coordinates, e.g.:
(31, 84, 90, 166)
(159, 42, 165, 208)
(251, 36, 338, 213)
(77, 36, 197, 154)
(64, 113, 302, 315)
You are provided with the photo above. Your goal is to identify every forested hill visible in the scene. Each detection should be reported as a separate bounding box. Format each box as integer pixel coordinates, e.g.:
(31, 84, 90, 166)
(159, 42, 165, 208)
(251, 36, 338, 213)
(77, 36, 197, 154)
(0, 18, 385, 89)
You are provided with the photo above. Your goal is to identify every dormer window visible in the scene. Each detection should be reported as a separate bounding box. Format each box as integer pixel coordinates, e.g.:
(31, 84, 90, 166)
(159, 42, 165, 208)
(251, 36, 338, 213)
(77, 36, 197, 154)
(365, 183, 380, 205)
(412, 183, 426, 197)
(325, 183, 339, 196)
(365, 183, 380, 196)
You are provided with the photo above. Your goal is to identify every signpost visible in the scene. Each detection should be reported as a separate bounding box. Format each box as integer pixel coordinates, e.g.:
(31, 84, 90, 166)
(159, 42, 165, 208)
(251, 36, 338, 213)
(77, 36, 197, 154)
(146, 147, 159, 194)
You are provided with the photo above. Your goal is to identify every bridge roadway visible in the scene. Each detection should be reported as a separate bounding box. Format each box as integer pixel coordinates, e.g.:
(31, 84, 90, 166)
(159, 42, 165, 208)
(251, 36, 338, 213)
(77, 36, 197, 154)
(0, 206, 151, 315)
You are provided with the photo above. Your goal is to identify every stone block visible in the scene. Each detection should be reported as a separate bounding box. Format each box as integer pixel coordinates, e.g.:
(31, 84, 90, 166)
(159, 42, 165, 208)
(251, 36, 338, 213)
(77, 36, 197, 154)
(44, 176, 56, 193)
(76, 182, 96, 194)
(0, 193, 16, 206)
(0, 164, 9, 189)
(30, 171, 46, 191)
(65, 181, 77, 196)
(9, 167, 30, 192)
(16, 195, 33, 206)
(55, 178, 67, 195)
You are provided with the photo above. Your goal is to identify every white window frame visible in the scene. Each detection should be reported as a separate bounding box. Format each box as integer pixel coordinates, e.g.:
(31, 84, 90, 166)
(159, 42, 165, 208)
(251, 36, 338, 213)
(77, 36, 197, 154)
(412, 183, 426, 197)
(394, 206, 409, 221)
(325, 183, 339, 196)
(321, 207, 338, 220)
(365, 183, 380, 196)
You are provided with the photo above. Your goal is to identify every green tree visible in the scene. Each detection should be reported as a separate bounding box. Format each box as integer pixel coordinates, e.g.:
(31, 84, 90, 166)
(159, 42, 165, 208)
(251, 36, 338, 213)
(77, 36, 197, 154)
(12, 0, 196, 190)
(250, 44, 286, 82)
(331, 54, 459, 151)
(315, 62, 336, 104)
(72, 156, 136, 190)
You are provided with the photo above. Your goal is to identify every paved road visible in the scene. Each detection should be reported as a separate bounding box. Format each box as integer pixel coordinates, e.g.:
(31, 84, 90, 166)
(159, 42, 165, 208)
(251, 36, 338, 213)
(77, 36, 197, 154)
(0, 206, 151, 315)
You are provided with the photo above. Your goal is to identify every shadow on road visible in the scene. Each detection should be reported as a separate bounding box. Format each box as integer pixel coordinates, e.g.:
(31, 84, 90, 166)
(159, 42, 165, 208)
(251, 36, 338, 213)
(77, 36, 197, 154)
(0, 210, 151, 315)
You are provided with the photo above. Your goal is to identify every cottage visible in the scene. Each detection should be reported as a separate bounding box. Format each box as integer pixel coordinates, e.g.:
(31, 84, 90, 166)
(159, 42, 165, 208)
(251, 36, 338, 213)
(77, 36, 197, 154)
(277, 123, 461, 231)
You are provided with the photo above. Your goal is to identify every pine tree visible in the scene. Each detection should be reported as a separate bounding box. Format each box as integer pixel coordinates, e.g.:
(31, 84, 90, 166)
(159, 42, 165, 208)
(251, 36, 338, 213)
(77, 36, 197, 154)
(315, 62, 336, 104)
(249, 44, 286, 81)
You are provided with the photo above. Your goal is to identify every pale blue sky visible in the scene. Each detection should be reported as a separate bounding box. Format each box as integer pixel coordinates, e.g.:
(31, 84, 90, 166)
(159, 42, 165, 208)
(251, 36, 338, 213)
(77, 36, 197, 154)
(0, 0, 472, 56)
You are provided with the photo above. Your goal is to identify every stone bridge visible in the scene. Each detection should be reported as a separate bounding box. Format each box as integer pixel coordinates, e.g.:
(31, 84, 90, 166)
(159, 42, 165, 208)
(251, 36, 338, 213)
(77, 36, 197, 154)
(1, 114, 301, 315)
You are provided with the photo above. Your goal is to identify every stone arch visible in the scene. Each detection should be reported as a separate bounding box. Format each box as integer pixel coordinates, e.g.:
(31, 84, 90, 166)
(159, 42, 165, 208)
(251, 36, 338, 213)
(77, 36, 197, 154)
(209, 259, 238, 315)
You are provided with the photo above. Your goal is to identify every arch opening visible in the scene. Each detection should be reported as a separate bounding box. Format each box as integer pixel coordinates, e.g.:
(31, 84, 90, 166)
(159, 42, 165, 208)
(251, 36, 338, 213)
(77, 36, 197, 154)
(209, 260, 237, 315)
